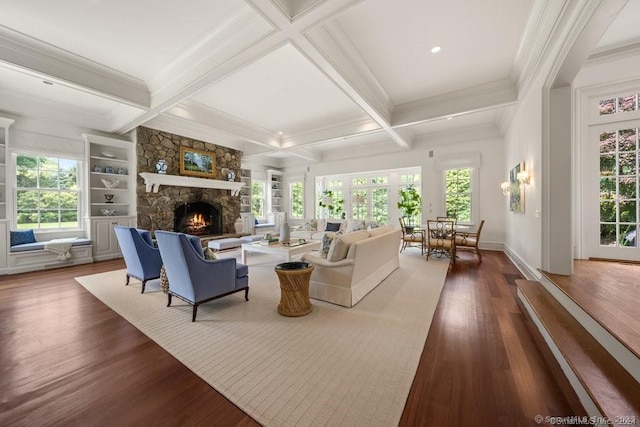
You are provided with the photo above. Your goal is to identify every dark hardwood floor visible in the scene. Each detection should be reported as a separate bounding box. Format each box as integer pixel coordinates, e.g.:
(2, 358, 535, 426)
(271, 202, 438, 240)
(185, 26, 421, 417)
(0, 251, 581, 426)
(544, 259, 640, 360)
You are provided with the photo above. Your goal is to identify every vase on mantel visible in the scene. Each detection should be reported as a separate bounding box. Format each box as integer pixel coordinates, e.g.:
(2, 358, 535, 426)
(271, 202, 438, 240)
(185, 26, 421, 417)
(234, 217, 243, 234)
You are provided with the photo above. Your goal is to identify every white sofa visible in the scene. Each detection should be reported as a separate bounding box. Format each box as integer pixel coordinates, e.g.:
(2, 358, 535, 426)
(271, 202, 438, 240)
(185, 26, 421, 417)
(300, 225, 400, 307)
(291, 218, 377, 241)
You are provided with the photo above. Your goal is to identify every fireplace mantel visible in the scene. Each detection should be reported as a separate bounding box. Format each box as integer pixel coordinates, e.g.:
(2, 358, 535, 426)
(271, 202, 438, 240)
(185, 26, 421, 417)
(139, 172, 244, 195)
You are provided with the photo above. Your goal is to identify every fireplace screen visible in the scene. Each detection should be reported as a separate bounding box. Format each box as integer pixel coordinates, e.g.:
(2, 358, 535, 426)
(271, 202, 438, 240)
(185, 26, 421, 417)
(174, 201, 222, 236)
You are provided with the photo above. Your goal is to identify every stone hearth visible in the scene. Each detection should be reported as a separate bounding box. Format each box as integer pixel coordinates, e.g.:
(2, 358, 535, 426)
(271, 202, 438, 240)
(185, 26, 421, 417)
(136, 127, 241, 235)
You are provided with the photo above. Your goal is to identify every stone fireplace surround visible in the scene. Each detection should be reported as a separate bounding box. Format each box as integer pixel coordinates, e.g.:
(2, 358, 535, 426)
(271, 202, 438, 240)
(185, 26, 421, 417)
(136, 127, 242, 236)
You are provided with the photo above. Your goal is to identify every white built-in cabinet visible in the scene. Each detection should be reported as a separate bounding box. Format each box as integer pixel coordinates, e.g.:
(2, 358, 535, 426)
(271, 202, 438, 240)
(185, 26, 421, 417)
(83, 133, 136, 260)
(267, 169, 283, 214)
(240, 212, 255, 235)
(240, 168, 252, 214)
(91, 217, 133, 260)
(0, 117, 14, 274)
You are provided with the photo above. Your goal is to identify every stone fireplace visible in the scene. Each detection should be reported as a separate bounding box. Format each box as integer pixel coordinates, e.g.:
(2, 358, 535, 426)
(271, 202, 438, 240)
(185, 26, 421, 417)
(174, 201, 222, 236)
(136, 127, 241, 235)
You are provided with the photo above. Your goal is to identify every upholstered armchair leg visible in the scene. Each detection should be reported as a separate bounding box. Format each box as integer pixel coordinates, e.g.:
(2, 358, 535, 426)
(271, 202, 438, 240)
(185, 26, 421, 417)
(141, 280, 146, 294)
(192, 304, 199, 322)
(125, 274, 130, 286)
(477, 248, 483, 262)
(167, 293, 172, 307)
(245, 287, 249, 301)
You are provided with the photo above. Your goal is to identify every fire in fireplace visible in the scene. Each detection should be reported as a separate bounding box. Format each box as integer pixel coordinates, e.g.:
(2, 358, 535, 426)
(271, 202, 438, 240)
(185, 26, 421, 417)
(174, 201, 222, 236)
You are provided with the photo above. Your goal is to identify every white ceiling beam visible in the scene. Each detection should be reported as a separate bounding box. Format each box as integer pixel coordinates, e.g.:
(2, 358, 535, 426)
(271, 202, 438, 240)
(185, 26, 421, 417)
(111, 32, 289, 134)
(0, 25, 150, 109)
(245, 0, 412, 150)
(0, 88, 110, 131)
(550, 0, 628, 88)
(166, 100, 281, 149)
(392, 79, 519, 128)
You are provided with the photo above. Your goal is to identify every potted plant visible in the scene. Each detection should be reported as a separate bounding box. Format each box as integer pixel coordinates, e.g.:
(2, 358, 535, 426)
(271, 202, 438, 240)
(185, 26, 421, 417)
(318, 190, 344, 218)
(398, 184, 422, 227)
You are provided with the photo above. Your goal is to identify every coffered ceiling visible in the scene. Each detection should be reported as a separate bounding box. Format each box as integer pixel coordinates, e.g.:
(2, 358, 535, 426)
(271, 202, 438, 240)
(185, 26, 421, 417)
(0, 0, 637, 167)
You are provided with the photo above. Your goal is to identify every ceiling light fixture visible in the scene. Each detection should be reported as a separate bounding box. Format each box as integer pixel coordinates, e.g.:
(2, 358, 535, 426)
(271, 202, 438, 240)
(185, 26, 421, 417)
(278, 131, 283, 135)
(430, 46, 441, 53)
(446, 116, 453, 120)
(42, 80, 54, 85)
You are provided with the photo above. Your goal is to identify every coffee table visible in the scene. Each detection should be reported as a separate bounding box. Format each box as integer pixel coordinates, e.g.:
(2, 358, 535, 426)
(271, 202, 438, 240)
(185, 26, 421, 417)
(241, 240, 321, 264)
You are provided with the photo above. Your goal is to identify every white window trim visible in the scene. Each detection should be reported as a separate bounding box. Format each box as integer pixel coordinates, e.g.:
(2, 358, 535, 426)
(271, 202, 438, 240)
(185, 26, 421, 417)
(435, 153, 480, 226)
(10, 149, 85, 232)
(577, 79, 640, 261)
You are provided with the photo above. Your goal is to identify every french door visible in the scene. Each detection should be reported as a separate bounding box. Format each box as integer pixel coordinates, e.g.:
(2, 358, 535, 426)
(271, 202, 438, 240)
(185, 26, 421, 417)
(589, 120, 640, 260)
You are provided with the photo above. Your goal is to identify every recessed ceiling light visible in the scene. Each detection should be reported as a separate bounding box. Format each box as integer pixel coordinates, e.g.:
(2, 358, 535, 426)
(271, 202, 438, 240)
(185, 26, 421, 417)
(278, 131, 283, 135)
(431, 46, 441, 54)
(42, 80, 54, 85)
(446, 116, 453, 120)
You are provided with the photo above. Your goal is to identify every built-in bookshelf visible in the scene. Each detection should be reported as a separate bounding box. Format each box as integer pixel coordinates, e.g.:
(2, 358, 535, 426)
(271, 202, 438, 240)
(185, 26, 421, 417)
(267, 169, 283, 214)
(0, 117, 14, 274)
(83, 133, 136, 260)
(240, 168, 252, 214)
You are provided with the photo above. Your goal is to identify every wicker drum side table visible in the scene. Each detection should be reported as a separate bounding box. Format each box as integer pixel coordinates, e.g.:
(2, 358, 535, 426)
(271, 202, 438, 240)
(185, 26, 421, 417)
(274, 262, 314, 317)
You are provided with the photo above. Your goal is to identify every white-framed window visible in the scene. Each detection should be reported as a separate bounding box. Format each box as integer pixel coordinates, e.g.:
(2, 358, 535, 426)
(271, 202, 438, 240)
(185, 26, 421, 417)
(251, 179, 265, 219)
(15, 153, 80, 229)
(444, 168, 472, 223)
(289, 181, 304, 219)
(436, 153, 480, 226)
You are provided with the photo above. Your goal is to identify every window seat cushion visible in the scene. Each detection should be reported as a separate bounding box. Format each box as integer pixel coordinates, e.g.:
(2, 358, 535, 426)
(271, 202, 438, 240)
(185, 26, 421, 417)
(10, 238, 92, 253)
(255, 223, 275, 229)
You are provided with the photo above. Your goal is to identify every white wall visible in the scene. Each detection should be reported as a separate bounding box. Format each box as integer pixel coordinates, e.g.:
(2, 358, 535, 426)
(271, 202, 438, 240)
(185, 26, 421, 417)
(284, 136, 506, 249)
(503, 70, 545, 275)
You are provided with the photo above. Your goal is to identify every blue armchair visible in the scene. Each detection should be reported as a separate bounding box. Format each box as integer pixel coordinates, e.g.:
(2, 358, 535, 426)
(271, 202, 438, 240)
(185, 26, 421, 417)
(114, 226, 163, 293)
(155, 230, 249, 322)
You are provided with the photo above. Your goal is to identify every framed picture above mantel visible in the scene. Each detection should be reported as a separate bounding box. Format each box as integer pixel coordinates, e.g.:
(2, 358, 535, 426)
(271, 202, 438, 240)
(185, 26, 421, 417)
(179, 146, 216, 178)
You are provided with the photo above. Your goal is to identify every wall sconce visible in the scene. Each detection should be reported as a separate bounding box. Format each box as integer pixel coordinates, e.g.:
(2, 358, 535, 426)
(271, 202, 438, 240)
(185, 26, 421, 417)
(501, 181, 510, 195)
(517, 170, 530, 186)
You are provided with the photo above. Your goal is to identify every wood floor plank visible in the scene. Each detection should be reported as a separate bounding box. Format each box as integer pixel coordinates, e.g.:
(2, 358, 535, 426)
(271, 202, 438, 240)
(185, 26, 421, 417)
(0, 252, 582, 426)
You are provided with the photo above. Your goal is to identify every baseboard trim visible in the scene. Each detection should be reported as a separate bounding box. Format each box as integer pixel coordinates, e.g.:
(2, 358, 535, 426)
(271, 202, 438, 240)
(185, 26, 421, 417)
(503, 245, 540, 280)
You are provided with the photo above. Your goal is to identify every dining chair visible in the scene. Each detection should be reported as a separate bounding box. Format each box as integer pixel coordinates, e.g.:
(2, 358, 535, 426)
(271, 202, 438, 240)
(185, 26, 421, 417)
(426, 219, 455, 262)
(454, 219, 485, 262)
(436, 216, 457, 228)
(399, 217, 425, 255)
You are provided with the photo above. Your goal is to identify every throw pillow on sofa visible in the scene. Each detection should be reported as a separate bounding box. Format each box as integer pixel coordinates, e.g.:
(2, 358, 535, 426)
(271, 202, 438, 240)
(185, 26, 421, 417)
(325, 222, 341, 232)
(350, 219, 367, 232)
(327, 230, 370, 262)
(320, 233, 334, 258)
(302, 219, 317, 231)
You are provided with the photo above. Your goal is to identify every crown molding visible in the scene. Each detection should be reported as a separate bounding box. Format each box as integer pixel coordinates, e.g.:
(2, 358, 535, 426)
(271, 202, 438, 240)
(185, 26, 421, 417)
(548, 0, 626, 89)
(511, 0, 567, 99)
(167, 100, 280, 149)
(0, 25, 149, 108)
(413, 123, 502, 148)
(282, 116, 380, 147)
(586, 37, 640, 65)
(392, 79, 518, 128)
(0, 87, 110, 131)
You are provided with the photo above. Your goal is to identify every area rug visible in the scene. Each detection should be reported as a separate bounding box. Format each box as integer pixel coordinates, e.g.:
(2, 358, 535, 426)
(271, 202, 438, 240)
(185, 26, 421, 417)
(75, 251, 449, 426)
